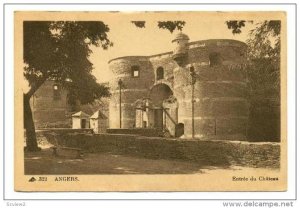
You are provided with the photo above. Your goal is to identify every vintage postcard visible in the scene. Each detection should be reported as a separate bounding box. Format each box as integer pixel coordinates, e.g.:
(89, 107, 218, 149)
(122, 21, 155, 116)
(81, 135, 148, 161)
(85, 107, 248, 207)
(14, 11, 287, 191)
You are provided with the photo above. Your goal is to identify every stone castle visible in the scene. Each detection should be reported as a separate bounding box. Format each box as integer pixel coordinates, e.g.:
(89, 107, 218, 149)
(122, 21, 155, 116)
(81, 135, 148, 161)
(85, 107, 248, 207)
(30, 32, 279, 141)
(108, 33, 249, 140)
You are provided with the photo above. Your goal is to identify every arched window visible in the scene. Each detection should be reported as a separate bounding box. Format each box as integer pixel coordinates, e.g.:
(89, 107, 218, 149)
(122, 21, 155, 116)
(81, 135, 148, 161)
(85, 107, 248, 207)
(131, 65, 140, 78)
(156, 67, 164, 80)
(209, 52, 222, 67)
(53, 84, 61, 100)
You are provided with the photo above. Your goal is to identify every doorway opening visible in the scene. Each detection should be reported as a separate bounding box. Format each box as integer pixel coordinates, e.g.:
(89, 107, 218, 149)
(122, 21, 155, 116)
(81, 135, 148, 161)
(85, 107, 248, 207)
(81, 119, 86, 128)
(149, 84, 174, 130)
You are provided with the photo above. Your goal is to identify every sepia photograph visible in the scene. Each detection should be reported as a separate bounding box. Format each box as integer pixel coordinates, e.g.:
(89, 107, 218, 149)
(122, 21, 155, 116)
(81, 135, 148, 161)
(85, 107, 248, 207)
(14, 11, 287, 191)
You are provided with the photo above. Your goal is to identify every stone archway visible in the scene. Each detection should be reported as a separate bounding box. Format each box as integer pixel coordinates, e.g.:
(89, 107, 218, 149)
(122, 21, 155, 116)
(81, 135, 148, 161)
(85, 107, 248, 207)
(149, 84, 178, 135)
(149, 83, 173, 108)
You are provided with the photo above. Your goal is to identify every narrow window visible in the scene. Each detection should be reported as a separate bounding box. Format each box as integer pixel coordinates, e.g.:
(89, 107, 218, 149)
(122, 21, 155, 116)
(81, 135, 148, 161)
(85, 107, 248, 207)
(156, 67, 164, 80)
(131, 65, 140, 78)
(53, 84, 61, 100)
(209, 52, 222, 67)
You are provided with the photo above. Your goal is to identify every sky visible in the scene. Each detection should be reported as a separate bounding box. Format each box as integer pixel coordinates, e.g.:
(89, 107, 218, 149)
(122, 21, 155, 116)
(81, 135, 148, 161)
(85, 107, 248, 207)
(88, 12, 255, 83)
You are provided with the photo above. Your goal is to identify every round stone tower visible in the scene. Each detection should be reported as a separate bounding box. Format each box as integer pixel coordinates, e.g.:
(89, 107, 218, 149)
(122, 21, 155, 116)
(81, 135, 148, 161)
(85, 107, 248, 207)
(108, 56, 154, 128)
(173, 38, 249, 140)
(107, 33, 249, 141)
(172, 32, 190, 66)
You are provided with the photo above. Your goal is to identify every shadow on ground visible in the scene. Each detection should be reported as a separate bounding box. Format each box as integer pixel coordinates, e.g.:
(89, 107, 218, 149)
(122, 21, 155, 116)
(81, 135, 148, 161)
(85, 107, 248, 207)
(24, 147, 234, 175)
(24, 132, 280, 174)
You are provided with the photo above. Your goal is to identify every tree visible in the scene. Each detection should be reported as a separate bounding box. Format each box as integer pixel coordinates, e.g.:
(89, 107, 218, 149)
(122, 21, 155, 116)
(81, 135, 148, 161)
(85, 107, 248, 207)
(226, 20, 280, 58)
(226, 20, 281, 141)
(23, 21, 112, 151)
(226, 20, 281, 99)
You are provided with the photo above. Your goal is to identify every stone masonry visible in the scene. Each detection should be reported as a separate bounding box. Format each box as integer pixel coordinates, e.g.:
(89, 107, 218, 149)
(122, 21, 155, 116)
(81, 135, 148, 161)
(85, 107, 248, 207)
(109, 33, 249, 140)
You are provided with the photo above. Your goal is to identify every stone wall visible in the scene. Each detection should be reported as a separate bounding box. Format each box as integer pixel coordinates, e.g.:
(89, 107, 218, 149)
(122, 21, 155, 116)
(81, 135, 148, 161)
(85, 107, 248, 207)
(42, 132, 280, 169)
(178, 40, 248, 139)
(174, 64, 248, 139)
(107, 38, 279, 141)
(30, 80, 71, 128)
(187, 39, 247, 65)
(149, 53, 177, 86)
(106, 128, 163, 137)
(36, 128, 93, 135)
(31, 80, 109, 129)
(109, 57, 155, 128)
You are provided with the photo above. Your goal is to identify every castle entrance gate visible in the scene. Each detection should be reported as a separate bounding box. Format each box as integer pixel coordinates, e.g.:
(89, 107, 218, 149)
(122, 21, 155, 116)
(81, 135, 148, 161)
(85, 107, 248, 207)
(149, 84, 180, 136)
(149, 84, 173, 129)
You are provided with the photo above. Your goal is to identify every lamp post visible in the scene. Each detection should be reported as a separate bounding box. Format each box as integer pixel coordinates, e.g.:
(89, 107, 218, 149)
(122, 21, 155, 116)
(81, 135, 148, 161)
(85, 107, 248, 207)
(143, 98, 150, 128)
(190, 66, 196, 139)
(118, 79, 123, 128)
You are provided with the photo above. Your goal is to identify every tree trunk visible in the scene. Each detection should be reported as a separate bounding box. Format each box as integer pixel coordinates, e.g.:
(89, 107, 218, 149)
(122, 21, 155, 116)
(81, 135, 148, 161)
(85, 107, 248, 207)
(24, 93, 40, 151)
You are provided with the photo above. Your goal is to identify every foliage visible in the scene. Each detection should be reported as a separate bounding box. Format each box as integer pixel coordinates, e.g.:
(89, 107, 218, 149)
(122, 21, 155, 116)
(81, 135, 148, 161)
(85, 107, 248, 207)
(131, 21, 146, 28)
(226, 20, 246, 34)
(23, 21, 113, 151)
(157, 21, 185, 33)
(245, 58, 280, 100)
(23, 21, 112, 104)
(246, 20, 280, 60)
(226, 20, 281, 93)
(132, 21, 186, 33)
(226, 20, 280, 58)
(227, 20, 281, 140)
